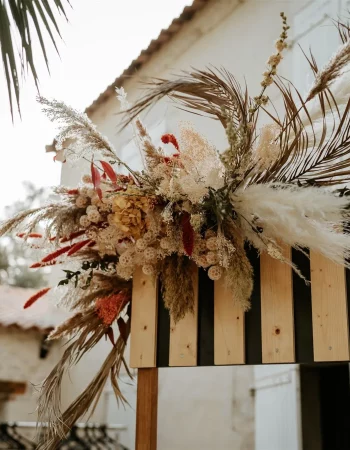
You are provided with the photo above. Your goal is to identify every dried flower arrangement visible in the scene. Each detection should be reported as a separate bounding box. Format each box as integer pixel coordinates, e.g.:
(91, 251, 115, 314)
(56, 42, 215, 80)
(2, 12, 350, 448)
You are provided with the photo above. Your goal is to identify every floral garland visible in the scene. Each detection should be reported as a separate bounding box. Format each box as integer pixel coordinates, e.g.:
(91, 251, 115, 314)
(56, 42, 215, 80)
(2, 13, 350, 448)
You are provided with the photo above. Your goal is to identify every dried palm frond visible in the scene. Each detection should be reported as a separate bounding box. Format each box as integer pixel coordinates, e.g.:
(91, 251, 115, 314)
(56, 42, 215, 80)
(37, 319, 131, 450)
(37, 310, 106, 439)
(124, 68, 252, 130)
(249, 74, 350, 187)
(160, 254, 194, 323)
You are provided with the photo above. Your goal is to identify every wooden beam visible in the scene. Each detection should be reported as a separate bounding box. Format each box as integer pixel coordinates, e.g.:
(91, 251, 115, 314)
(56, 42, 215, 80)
(135, 368, 158, 450)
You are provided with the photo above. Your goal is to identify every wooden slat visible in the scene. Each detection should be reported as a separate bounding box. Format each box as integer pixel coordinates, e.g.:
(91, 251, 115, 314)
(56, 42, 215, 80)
(310, 252, 350, 362)
(130, 267, 158, 368)
(169, 264, 199, 366)
(135, 368, 158, 450)
(214, 277, 245, 365)
(260, 245, 295, 363)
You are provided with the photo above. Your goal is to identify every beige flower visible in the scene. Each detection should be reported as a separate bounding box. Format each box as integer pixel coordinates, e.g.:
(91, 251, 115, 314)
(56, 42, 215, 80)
(111, 188, 150, 239)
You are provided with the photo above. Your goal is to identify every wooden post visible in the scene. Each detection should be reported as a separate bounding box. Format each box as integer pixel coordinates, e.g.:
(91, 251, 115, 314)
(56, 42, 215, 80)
(135, 368, 158, 450)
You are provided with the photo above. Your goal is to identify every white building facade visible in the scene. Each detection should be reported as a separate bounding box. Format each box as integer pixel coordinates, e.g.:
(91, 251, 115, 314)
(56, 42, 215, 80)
(60, 1, 349, 449)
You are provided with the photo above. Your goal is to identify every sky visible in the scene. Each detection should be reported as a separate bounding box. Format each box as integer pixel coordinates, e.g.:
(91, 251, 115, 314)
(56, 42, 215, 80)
(0, 0, 192, 214)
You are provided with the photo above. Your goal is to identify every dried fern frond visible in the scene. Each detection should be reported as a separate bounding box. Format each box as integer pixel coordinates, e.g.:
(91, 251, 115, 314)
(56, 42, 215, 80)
(160, 254, 194, 323)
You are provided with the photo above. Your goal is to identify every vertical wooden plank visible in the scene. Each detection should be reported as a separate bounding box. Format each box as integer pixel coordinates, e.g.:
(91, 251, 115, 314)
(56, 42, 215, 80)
(135, 368, 158, 450)
(260, 245, 295, 363)
(130, 267, 158, 368)
(169, 264, 198, 366)
(214, 277, 245, 365)
(310, 252, 350, 362)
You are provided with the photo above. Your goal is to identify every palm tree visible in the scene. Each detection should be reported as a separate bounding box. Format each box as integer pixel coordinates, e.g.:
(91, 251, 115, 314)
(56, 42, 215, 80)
(0, 0, 71, 118)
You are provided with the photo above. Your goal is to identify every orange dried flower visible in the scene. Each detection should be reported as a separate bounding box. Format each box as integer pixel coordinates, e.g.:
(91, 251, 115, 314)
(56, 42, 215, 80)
(96, 293, 130, 326)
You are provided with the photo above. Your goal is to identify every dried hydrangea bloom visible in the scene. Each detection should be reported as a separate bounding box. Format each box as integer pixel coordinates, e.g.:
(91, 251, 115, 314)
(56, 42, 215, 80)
(111, 188, 149, 239)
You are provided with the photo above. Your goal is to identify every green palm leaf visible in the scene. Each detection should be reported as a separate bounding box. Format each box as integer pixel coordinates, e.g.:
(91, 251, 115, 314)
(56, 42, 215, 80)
(0, 0, 71, 119)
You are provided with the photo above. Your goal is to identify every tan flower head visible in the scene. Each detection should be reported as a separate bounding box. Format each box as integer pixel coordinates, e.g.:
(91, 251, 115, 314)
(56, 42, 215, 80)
(112, 187, 150, 239)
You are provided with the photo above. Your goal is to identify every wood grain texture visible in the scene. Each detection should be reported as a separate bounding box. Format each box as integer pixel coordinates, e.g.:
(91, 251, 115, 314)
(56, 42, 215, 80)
(260, 245, 295, 363)
(135, 368, 158, 450)
(214, 277, 245, 365)
(169, 264, 198, 366)
(310, 252, 350, 362)
(130, 267, 158, 368)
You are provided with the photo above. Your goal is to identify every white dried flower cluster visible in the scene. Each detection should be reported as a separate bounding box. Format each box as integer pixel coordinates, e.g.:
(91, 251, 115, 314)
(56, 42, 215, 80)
(152, 125, 225, 204)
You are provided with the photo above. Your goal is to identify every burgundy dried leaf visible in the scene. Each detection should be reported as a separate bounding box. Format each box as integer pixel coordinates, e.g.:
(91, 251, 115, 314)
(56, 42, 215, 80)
(100, 161, 117, 184)
(91, 163, 101, 190)
(106, 327, 115, 346)
(181, 212, 194, 256)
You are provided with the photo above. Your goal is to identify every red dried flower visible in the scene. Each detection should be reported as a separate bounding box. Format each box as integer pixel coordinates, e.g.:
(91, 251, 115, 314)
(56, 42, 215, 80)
(41, 245, 73, 263)
(17, 232, 42, 239)
(24, 287, 51, 309)
(30, 261, 58, 268)
(161, 133, 179, 151)
(67, 239, 91, 256)
(96, 293, 130, 326)
(67, 189, 79, 195)
(60, 230, 86, 243)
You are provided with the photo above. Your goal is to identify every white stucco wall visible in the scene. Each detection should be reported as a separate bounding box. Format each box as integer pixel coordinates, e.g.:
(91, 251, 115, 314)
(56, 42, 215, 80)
(59, 1, 345, 449)
(0, 327, 62, 422)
